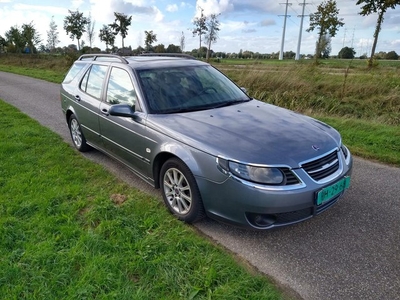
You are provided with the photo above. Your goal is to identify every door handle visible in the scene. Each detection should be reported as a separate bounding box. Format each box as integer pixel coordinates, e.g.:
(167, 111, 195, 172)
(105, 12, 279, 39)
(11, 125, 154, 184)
(101, 108, 109, 116)
(75, 95, 81, 101)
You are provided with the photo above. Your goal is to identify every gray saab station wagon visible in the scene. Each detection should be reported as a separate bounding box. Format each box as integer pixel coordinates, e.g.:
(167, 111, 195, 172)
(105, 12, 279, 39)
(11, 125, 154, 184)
(61, 54, 352, 229)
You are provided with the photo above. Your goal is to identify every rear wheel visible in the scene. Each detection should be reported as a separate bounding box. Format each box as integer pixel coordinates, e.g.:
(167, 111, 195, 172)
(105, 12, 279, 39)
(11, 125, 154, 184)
(160, 158, 205, 223)
(69, 114, 91, 152)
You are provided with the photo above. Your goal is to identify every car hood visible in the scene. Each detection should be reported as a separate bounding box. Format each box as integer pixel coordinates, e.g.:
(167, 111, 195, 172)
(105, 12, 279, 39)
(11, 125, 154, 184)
(148, 100, 341, 167)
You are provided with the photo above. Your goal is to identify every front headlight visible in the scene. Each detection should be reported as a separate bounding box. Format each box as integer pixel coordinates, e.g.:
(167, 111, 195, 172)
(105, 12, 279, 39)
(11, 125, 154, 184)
(228, 161, 284, 185)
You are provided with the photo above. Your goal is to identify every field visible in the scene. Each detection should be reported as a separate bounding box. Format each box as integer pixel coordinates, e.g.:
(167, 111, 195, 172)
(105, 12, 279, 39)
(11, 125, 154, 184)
(0, 53, 399, 166)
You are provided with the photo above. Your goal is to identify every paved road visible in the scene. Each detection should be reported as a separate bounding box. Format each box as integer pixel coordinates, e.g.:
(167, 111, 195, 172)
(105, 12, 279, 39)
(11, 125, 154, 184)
(1, 71, 399, 300)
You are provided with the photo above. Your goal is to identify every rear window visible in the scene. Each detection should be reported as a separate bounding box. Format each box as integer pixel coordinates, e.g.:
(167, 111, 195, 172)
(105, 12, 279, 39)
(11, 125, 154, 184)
(63, 63, 87, 83)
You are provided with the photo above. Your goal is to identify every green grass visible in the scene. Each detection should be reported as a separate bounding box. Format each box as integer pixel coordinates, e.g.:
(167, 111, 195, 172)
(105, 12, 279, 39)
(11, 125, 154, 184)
(0, 100, 284, 299)
(220, 62, 400, 126)
(0, 63, 66, 83)
(318, 116, 400, 166)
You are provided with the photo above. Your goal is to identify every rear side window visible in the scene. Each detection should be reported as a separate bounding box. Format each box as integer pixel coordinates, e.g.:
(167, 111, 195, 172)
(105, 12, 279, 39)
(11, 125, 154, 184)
(63, 63, 86, 83)
(80, 64, 108, 99)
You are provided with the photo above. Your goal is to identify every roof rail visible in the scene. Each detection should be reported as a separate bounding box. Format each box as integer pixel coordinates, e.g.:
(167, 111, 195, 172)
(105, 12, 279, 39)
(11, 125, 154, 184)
(78, 54, 129, 64)
(139, 53, 197, 60)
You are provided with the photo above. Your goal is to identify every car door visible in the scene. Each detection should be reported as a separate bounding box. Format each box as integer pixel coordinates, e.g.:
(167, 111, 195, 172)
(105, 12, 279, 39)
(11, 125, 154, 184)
(73, 64, 109, 147)
(98, 66, 156, 178)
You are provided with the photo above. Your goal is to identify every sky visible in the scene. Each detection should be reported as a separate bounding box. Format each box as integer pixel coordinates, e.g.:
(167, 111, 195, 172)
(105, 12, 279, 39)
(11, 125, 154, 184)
(0, 0, 400, 57)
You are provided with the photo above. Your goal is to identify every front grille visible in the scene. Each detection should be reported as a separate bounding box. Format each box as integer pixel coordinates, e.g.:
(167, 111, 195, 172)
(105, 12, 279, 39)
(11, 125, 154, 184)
(302, 150, 339, 181)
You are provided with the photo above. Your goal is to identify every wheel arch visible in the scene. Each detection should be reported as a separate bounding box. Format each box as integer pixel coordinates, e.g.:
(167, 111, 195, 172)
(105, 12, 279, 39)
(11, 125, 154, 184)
(152, 144, 203, 189)
(65, 107, 77, 127)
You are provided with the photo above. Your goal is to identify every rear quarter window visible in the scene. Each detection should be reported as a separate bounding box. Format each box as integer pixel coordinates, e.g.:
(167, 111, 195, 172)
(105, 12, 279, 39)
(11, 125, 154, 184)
(63, 63, 87, 83)
(80, 64, 108, 99)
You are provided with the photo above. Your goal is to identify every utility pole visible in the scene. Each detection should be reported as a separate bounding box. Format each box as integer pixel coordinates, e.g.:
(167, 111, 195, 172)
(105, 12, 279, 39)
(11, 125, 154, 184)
(295, 0, 308, 60)
(279, 0, 291, 60)
(351, 27, 355, 48)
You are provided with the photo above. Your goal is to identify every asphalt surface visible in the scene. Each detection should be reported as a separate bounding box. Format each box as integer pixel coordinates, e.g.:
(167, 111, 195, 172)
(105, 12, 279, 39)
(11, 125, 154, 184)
(1, 71, 399, 300)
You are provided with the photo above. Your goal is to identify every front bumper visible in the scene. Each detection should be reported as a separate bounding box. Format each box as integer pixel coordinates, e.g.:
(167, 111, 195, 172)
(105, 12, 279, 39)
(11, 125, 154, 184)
(196, 155, 353, 229)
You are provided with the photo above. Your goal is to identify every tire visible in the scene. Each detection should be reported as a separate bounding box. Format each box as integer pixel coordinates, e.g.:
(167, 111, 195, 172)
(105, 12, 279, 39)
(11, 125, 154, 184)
(68, 114, 91, 152)
(160, 158, 205, 223)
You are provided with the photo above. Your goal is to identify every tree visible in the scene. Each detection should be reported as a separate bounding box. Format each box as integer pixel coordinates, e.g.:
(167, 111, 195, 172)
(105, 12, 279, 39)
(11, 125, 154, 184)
(192, 7, 207, 58)
(205, 14, 220, 62)
(144, 30, 157, 52)
(356, 0, 400, 68)
(22, 22, 42, 54)
(154, 44, 166, 53)
(99, 25, 115, 53)
(306, 0, 344, 62)
(5, 26, 25, 53)
(66, 44, 78, 53)
(134, 45, 145, 55)
(47, 16, 60, 52)
(166, 44, 181, 53)
(63, 10, 88, 51)
(386, 50, 399, 60)
(284, 50, 296, 59)
(109, 12, 132, 49)
(0, 35, 7, 52)
(338, 46, 356, 59)
(320, 34, 332, 58)
(180, 31, 185, 52)
(86, 12, 96, 52)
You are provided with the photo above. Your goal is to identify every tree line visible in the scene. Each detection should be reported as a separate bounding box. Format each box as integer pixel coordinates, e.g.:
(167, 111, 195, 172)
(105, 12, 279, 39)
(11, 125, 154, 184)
(0, 0, 399, 66)
(0, 6, 221, 62)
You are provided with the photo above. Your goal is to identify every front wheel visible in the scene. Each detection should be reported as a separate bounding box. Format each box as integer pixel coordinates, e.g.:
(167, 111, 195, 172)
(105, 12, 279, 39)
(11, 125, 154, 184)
(160, 158, 205, 223)
(69, 114, 91, 152)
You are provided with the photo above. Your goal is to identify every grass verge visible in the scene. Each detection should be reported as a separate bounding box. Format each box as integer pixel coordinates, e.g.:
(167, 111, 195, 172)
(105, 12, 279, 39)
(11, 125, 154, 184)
(318, 116, 400, 166)
(0, 63, 66, 83)
(0, 100, 283, 299)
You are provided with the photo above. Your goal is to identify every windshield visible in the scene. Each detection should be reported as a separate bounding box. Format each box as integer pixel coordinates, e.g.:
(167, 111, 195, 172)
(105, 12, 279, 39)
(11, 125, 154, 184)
(137, 65, 251, 114)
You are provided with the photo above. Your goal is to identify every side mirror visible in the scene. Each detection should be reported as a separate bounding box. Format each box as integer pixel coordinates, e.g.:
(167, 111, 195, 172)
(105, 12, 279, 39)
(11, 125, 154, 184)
(240, 87, 248, 94)
(109, 104, 136, 118)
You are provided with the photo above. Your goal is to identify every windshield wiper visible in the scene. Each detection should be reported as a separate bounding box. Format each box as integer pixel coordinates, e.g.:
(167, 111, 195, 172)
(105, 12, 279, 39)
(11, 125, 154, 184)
(212, 99, 251, 109)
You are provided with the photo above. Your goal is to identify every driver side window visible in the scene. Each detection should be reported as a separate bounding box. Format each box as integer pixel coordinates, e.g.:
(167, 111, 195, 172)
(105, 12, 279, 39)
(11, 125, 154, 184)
(106, 67, 137, 106)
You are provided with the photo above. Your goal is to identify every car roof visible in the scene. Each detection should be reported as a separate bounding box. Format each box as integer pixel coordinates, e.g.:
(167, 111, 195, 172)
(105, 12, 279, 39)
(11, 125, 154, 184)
(76, 53, 207, 69)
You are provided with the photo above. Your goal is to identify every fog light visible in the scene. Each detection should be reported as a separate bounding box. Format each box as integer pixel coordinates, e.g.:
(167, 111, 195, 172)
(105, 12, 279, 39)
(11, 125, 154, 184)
(246, 213, 276, 228)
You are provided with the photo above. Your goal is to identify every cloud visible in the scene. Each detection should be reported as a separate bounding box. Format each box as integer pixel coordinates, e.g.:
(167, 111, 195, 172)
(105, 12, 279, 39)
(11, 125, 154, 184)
(230, 0, 281, 14)
(242, 29, 256, 33)
(260, 19, 275, 27)
(71, 0, 84, 10)
(90, 0, 164, 24)
(195, 0, 234, 17)
(166, 4, 178, 12)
